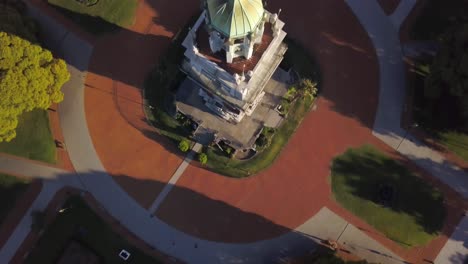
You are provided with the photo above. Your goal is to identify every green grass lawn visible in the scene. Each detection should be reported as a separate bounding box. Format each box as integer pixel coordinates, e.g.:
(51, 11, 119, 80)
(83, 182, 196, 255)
(26, 196, 162, 264)
(0, 173, 30, 226)
(0, 109, 56, 163)
(331, 145, 445, 247)
(437, 131, 468, 162)
(205, 94, 314, 177)
(48, 0, 137, 31)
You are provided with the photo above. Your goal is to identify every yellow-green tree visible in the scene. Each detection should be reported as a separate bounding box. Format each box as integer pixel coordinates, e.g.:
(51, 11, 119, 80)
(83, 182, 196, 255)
(0, 32, 70, 142)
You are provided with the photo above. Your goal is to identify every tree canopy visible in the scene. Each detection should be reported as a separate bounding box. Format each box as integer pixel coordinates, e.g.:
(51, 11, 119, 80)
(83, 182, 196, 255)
(424, 24, 468, 130)
(0, 32, 70, 142)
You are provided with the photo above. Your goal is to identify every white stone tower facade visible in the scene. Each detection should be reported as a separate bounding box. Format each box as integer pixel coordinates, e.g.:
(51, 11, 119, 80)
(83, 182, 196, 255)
(180, 0, 287, 123)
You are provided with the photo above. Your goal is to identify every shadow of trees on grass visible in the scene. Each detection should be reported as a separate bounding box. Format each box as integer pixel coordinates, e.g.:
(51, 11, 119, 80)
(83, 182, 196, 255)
(46, 4, 121, 35)
(331, 145, 446, 240)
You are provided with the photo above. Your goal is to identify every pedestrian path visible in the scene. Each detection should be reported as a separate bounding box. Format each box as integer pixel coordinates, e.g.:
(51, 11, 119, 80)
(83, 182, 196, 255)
(297, 208, 404, 264)
(148, 143, 202, 214)
(0, 155, 66, 180)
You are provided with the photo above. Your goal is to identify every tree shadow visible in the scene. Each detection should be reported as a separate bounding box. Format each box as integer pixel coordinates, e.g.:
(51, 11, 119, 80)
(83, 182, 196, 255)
(21, 170, 325, 263)
(331, 146, 446, 237)
(449, 252, 468, 264)
(266, 0, 380, 130)
(111, 173, 291, 243)
(45, 4, 121, 35)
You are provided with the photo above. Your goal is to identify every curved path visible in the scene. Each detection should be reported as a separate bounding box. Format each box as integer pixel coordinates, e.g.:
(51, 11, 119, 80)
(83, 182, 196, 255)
(0, 0, 467, 263)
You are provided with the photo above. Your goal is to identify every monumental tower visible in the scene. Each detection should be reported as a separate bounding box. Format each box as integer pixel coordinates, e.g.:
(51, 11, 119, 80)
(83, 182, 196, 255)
(180, 0, 287, 124)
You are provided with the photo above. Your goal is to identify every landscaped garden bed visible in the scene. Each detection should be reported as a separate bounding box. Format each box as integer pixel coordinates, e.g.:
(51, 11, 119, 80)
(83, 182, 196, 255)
(25, 196, 162, 263)
(331, 145, 446, 247)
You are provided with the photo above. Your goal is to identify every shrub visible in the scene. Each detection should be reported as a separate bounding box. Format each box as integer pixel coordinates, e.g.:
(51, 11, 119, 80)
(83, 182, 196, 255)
(284, 86, 297, 101)
(255, 134, 268, 148)
(198, 153, 208, 165)
(225, 146, 232, 155)
(178, 139, 190, 152)
(279, 98, 291, 115)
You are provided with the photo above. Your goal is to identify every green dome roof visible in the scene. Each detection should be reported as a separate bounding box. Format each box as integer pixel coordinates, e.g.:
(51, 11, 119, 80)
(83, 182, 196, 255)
(206, 0, 264, 38)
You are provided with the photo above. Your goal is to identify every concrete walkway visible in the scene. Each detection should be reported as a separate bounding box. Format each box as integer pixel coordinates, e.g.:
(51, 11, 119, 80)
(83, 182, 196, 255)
(149, 143, 202, 214)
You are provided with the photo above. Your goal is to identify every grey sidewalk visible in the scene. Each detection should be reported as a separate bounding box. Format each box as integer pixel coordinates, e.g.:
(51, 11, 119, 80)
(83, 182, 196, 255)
(148, 143, 202, 214)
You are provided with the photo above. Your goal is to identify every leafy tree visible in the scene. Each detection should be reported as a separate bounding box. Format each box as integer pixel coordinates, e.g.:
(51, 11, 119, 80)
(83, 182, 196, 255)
(0, 2, 37, 42)
(178, 139, 190, 152)
(0, 32, 70, 142)
(424, 24, 468, 130)
(198, 152, 208, 165)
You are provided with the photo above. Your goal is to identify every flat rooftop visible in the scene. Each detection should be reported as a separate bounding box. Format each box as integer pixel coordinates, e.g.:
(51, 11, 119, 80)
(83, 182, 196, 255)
(197, 22, 274, 76)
